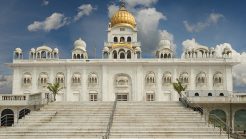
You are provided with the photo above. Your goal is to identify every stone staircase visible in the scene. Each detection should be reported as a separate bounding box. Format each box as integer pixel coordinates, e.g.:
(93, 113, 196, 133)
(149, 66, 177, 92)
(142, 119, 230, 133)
(0, 102, 113, 139)
(0, 101, 231, 139)
(110, 102, 230, 139)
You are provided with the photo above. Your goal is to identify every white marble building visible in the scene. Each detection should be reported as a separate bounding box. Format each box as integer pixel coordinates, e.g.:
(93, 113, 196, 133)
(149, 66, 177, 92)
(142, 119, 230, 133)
(9, 3, 239, 102)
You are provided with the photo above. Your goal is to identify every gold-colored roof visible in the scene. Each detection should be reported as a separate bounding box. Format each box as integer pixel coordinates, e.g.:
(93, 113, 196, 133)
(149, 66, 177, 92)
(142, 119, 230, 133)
(110, 3, 136, 29)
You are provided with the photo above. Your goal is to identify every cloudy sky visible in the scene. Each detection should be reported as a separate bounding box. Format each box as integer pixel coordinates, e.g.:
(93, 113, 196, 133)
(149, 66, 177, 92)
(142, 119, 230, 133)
(0, 0, 246, 93)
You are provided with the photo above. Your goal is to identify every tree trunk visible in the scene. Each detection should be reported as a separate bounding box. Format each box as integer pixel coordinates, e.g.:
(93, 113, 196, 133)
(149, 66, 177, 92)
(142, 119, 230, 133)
(53, 94, 56, 101)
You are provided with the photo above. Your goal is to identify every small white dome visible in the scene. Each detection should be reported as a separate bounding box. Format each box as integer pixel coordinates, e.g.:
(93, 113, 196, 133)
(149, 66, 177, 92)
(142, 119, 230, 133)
(15, 48, 22, 53)
(30, 48, 35, 52)
(36, 45, 52, 52)
(103, 47, 109, 52)
(54, 48, 59, 53)
(159, 40, 171, 49)
(74, 38, 86, 51)
(135, 46, 141, 51)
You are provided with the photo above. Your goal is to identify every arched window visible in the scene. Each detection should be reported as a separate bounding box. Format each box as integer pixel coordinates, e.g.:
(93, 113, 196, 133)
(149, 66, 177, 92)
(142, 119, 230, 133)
(137, 52, 140, 58)
(163, 72, 172, 84)
(1, 109, 14, 126)
(208, 93, 212, 96)
(196, 72, 206, 86)
(127, 37, 131, 42)
(164, 54, 167, 58)
(88, 73, 98, 85)
(23, 73, 32, 86)
(41, 51, 46, 58)
(113, 50, 117, 59)
(195, 93, 199, 96)
(39, 72, 48, 86)
(104, 52, 108, 58)
(209, 109, 226, 123)
(113, 37, 118, 42)
(234, 109, 246, 131)
(120, 53, 125, 59)
(168, 53, 171, 58)
(72, 73, 81, 84)
(18, 109, 30, 119)
(77, 54, 80, 59)
(146, 72, 155, 84)
(160, 53, 163, 58)
(120, 37, 125, 42)
(179, 72, 189, 84)
(56, 73, 65, 85)
(127, 50, 131, 59)
(73, 54, 76, 59)
(213, 72, 223, 86)
(219, 93, 224, 96)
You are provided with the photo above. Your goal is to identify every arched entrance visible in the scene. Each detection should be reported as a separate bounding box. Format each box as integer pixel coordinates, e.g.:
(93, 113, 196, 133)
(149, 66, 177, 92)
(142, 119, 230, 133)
(1, 109, 14, 126)
(234, 109, 246, 132)
(114, 74, 132, 101)
(209, 109, 226, 128)
(18, 108, 31, 119)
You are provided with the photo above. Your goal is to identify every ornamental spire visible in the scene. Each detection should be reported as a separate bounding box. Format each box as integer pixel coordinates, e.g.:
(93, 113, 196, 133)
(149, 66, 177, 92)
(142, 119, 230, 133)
(119, 0, 126, 10)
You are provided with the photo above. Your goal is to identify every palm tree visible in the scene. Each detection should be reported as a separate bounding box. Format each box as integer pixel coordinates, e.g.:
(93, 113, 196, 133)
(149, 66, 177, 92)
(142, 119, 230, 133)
(173, 79, 186, 99)
(47, 82, 63, 101)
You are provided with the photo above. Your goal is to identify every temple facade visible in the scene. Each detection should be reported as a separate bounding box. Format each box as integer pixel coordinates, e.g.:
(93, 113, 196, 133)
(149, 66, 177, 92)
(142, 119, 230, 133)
(9, 3, 238, 102)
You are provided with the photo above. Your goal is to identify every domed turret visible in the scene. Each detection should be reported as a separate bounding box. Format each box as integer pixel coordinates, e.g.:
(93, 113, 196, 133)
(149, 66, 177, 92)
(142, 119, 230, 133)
(159, 40, 171, 49)
(110, 2, 136, 29)
(74, 38, 86, 51)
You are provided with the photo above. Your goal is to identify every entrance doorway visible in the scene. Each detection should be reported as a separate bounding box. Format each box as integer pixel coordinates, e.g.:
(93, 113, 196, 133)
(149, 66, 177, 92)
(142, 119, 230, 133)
(116, 94, 128, 101)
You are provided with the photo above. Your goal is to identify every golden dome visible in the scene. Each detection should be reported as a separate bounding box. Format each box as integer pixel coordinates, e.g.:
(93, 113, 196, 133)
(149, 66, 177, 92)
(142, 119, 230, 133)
(110, 3, 136, 29)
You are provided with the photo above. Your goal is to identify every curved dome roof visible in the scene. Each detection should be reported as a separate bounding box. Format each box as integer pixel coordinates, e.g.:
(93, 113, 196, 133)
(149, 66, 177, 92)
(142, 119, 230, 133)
(15, 48, 22, 53)
(159, 40, 171, 49)
(74, 38, 86, 51)
(110, 2, 136, 29)
(36, 45, 52, 52)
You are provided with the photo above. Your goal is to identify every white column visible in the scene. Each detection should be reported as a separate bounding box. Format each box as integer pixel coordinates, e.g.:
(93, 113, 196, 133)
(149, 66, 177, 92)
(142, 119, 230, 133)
(32, 67, 38, 94)
(156, 68, 162, 101)
(102, 66, 108, 101)
(136, 65, 143, 101)
(208, 66, 213, 90)
(225, 65, 233, 93)
(65, 68, 71, 101)
(172, 67, 178, 101)
(12, 69, 20, 95)
(82, 69, 88, 101)
(190, 68, 195, 90)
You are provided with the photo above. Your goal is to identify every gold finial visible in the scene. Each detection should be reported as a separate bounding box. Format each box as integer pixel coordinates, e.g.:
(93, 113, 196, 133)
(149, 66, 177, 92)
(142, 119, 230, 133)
(119, 0, 126, 10)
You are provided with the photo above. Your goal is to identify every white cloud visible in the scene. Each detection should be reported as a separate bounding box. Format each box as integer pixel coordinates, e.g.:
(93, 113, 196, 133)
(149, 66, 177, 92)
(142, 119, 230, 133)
(28, 13, 69, 32)
(74, 4, 96, 21)
(42, 0, 49, 6)
(183, 13, 224, 33)
(125, 0, 158, 8)
(0, 74, 12, 94)
(158, 30, 176, 52)
(136, 8, 166, 35)
(108, 4, 118, 18)
(182, 38, 207, 51)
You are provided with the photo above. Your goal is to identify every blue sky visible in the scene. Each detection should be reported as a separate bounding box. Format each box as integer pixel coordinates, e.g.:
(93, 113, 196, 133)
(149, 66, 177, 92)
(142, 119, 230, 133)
(0, 0, 246, 92)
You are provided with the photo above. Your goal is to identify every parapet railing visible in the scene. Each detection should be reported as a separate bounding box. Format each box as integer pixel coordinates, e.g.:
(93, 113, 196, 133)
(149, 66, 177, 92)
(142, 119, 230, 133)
(179, 92, 246, 139)
(102, 99, 117, 139)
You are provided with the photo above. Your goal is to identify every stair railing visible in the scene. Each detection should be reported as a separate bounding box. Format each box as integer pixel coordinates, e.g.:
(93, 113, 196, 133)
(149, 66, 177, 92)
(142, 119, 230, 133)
(102, 99, 117, 139)
(179, 92, 245, 139)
